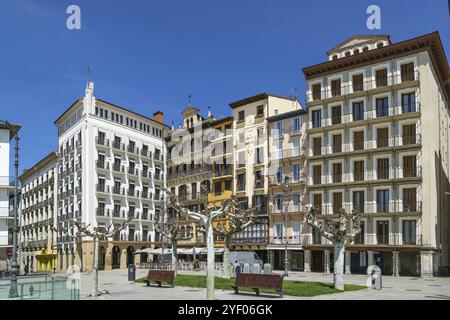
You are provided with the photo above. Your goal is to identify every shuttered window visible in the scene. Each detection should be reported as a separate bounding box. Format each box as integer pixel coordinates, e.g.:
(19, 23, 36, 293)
(332, 134, 342, 153)
(377, 127, 389, 148)
(403, 124, 416, 145)
(353, 74, 364, 92)
(376, 68, 388, 87)
(353, 131, 364, 150)
(401, 63, 415, 82)
(354, 161, 365, 181)
(313, 137, 322, 156)
(333, 163, 342, 183)
(331, 79, 341, 97)
(377, 158, 389, 180)
(403, 155, 417, 177)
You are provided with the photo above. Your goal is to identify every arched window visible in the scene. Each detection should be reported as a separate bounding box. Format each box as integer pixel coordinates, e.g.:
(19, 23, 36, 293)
(344, 51, 351, 57)
(354, 48, 360, 54)
(331, 54, 338, 60)
(376, 42, 384, 49)
(362, 46, 369, 53)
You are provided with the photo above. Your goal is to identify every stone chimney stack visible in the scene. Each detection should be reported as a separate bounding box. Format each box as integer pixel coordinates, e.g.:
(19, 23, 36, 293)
(153, 111, 164, 124)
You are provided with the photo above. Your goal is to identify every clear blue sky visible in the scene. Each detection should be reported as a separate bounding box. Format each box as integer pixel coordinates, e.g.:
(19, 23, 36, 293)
(0, 0, 449, 173)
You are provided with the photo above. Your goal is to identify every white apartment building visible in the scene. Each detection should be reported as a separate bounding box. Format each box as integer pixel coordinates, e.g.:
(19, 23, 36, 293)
(230, 93, 300, 260)
(302, 32, 450, 277)
(0, 121, 20, 271)
(54, 82, 170, 272)
(19, 152, 58, 273)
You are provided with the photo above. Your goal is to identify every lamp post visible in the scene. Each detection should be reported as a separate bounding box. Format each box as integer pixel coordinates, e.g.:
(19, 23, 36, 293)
(281, 176, 291, 277)
(5, 121, 19, 298)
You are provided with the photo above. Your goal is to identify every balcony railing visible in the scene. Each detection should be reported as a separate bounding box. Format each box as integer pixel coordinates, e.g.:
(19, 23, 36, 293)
(306, 71, 420, 102)
(269, 147, 307, 160)
(269, 235, 310, 245)
(307, 134, 422, 157)
(96, 137, 109, 147)
(112, 141, 125, 151)
(312, 201, 423, 215)
(167, 165, 212, 180)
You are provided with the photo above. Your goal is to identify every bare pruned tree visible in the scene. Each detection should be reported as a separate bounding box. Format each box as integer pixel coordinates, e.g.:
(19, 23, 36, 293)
(165, 185, 234, 300)
(54, 216, 133, 297)
(306, 207, 362, 291)
(215, 196, 256, 279)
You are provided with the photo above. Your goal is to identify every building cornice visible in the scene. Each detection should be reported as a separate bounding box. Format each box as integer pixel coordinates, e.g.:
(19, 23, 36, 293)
(302, 32, 450, 104)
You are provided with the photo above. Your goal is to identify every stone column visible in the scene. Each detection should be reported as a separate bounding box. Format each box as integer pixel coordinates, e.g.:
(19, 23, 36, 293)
(420, 251, 434, 278)
(367, 251, 374, 266)
(392, 251, 400, 276)
(345, 251, 351, 274)
(324, 249, 330, 274)
(304, 250, 311, 272)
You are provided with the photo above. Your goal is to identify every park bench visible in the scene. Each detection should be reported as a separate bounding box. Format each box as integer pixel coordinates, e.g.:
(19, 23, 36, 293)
(231, 274, 283, 298)
(145, 270, 175, 288)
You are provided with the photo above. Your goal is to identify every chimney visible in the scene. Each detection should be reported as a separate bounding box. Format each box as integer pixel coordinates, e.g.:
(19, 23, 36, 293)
(153, 111, 164, 124)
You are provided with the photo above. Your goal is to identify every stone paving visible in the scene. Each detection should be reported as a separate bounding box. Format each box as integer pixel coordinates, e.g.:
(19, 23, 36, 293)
(69, 268, 450, 300)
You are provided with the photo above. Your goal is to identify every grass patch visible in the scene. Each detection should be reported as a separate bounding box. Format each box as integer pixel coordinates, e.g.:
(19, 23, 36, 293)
(135, 274, 365, 297)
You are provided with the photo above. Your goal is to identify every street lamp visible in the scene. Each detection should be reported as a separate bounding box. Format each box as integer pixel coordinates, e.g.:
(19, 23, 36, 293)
(281, 176, 291, 277)
(4, 121, 20, 298)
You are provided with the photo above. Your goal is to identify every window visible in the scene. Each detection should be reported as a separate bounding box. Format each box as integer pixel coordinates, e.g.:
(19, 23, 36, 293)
(332, 192, 343, 214)
(224, 180, 232, 191)
(377, 190, 390, 212)
(238, 151, 245, 167)
(377, 158, 389, 180)
(403, 124, 416, 145)
(313, 165, 322, 185)
(255, 147, 264, 164)
(275, 121, 283, 137)
(312, 83, 322, 100)
(354, 161, 365, 181)
(237, 173, 246, 191)
(376, 97, 389, 117)
(256, 105, 264, 116)
(402, 92, 416, 113)
(313, 137, 322, 156)
(331, 79, 341, 97)
(292, 164, 300, 182)
(352, 74, 364, 92)
(402, 220, 417, 245)
(352, 101, 364, 121)
(332, 134, 342, 153)
(291, 117, 301, 133)
(312, 110, 322, 128)
(354, 221, 365, 244)
(403, 155, 417, 177)
(376, 221, 389, 244)
(254, 170, 264, 188)
(331, 106, 341, 125)
(375, 68, 388, 87)
(353, 191, 365, 213)
(312, 228, 322, 244)
(376, 127, 389, 148)
(332, 163, 342, 183)
(214, 182, 222, 196)
(313, 194, 322, 213)
(354, 48, 360, 54)
(353, 131, 364, 151)
(98, 131, 105, 144)
(362, 46, 369, 53)
(238, 110, 245, 122)
(403, 188, 417, 212)
(401, 63, 415, 82)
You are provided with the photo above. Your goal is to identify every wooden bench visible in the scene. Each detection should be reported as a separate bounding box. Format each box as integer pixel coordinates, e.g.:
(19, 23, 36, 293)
(145, 270, 175, 288)
(231, 274, 283, 298)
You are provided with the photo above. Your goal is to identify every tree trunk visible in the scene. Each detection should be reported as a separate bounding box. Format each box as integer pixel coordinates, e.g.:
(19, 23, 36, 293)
(92, 236, 99, 297)
(222, 235, 231, 279)
(206, 220, 215, 300)
(171, 239, 178, 276)
(333, 241, 345, 291)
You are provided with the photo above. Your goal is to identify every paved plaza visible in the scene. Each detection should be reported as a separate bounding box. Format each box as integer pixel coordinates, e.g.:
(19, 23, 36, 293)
(67, 268, 450, 300)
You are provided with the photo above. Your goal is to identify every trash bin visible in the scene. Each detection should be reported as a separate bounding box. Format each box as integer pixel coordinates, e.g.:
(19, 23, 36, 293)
(128, 264, 136, 281)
